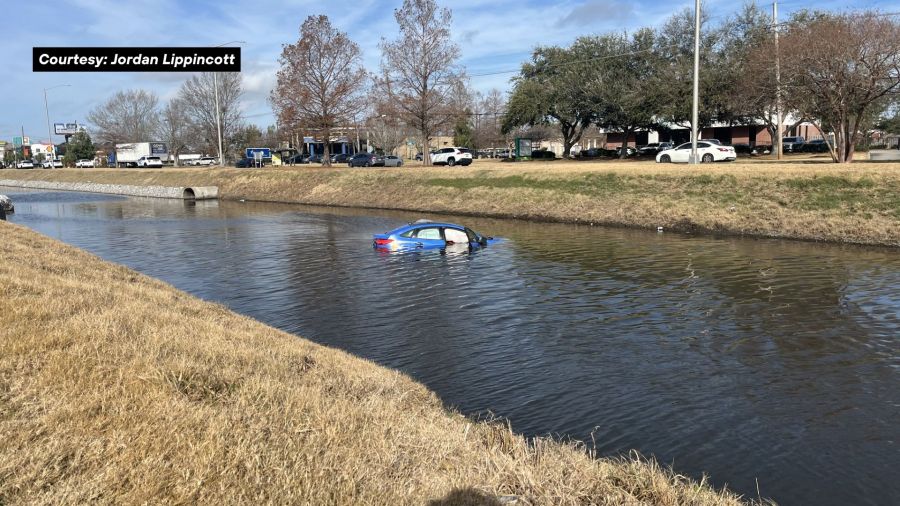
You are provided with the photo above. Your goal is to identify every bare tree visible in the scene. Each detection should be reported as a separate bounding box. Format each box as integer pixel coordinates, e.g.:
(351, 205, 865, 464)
(271, 15, 367, 167)
(157, 99, 195, 166)
(473, 89, 506, 150)
(178, 72, 243, 161)
(379, 0, 462, 165)
(87, 89, 160, 146)
(781, 11, 900, 163)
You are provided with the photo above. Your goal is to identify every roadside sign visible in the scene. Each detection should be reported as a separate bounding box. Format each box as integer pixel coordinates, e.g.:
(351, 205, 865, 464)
(13, 136, 22, 147)
(515, 137, 532, 158)
(23, 136, 30, 145)
(245, 147, 271, 160)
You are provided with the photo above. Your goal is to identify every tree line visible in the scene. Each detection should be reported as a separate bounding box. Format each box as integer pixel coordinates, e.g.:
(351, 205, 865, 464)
(502, 5, 900, 162)
(86, 72, 261, 165)
(84, 0, 899, 166)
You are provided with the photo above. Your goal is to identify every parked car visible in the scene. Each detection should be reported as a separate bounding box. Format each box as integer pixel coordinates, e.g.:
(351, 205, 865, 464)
(616, 146, 637, 157)
(307, 154, 324, 164)
(235, 157, 261, 168)
(383, 155, 403, 167)
(75, 159, 95, 168)
(656, 142, 736, 163)
(430, 147, 473, 166)
(330, 153, 351, 164)
(414, 151, 437, 161)
(782, 136, 805, 152)
(531, 149, 556, 159)
(637, 143, 660, 155)
(373, 219, 497, 251)
(284, 154, 309, 164)
(42, 159, 63, 169)
(136, 156, 163, 168)
(800, 139, 829, 153)
(194, 156, 217, 166)
(578, 147, 609, 158)
(16, 159, 34, 169)
(349, 153, 385, 167)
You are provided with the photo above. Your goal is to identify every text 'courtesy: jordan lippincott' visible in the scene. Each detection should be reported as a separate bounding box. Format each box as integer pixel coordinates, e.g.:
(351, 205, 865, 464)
(32, 47, 241, 72)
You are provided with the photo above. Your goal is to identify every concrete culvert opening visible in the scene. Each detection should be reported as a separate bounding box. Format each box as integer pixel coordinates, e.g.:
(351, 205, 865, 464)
(182, 188, 196, 200)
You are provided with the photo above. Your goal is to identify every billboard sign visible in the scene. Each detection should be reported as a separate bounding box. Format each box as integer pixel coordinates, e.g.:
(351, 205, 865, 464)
(54, 123, 80, 135)
(246, 147, 271, 159)
(13, 137, 22, 148)
(149, 142, 167, 155)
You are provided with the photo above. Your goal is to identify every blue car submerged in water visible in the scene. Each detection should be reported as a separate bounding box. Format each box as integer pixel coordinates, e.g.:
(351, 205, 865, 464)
(373, 220, 497, 251)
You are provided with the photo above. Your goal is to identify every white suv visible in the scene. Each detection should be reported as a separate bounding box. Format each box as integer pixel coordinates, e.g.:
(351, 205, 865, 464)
(42, 159, 63, 168)
(430, 147, 473, 166)
(195, 156, 217, 166)
(137, 156, 163, 168)
(75, 159, 95, 168)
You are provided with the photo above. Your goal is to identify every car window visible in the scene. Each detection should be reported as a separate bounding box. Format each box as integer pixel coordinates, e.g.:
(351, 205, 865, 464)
(441, 148, 453, 153)
(415, 227, 442, 240)
(697, 142, 710, 148)
(444, 228, 468, 243)
(677, 143, 691, 150)
(399, 229, 416, 238)
(464, 228, 478, 242)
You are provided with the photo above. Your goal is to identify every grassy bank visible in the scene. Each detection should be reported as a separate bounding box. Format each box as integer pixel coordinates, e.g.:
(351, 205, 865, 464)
(0, 222, 760, 504)
(2, 159, 898, 246)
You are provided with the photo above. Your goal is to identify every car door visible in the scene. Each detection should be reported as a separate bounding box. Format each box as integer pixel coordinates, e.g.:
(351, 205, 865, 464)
(696, 142, 712, 160)
(671, 143, 692, 162)
(412, 227, 446, 249)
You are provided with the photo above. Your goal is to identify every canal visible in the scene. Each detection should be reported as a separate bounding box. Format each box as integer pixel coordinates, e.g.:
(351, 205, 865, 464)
(4, 188, 898, 505)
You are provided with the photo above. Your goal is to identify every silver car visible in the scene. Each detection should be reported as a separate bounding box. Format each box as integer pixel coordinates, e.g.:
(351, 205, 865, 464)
(383, 155, 403, 167)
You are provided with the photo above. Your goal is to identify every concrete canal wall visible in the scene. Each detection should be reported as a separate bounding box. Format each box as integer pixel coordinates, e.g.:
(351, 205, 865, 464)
(0, 179, 217, 200)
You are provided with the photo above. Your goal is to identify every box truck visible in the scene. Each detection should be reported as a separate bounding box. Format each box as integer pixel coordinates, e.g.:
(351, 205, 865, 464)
(115, 142, 168, 167)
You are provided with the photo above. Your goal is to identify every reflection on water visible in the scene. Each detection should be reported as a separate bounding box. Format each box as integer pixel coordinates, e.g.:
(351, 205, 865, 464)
(4, 187, 899, 506)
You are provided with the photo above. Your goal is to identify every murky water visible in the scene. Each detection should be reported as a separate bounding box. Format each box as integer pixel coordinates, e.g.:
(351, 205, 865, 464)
(4, 188, 899, 505)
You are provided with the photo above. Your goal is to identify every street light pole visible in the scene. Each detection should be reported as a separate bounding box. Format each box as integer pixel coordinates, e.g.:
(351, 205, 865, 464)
(43, 84, 70, 162)
(773, 1, 783, 160)
(213, 72, 223, 165)
(211, 41, 245, 165)
(689, 0, 701, 164)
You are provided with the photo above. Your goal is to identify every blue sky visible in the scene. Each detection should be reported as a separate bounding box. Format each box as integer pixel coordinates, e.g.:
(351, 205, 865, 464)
(2, 0, 894, 144)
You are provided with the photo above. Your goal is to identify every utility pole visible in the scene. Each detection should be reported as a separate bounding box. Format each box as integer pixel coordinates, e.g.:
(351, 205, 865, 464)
(43, 84, 71, 163)
(211, 41, 246, 166)
(773, 1, 783, 160)
(689, 0, 701, 164)
(213, 72, 223, 165)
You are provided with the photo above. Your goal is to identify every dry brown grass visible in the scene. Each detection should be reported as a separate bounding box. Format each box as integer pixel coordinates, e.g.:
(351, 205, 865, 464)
(0, 223, 764, 505)
(3, 157, 897, 246)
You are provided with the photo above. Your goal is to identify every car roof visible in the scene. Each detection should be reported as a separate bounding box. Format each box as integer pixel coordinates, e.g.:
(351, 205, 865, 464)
(387, 221, 469, 235)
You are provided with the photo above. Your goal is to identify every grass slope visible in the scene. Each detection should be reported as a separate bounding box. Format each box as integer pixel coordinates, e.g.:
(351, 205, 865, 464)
(3, 159, 896, 246)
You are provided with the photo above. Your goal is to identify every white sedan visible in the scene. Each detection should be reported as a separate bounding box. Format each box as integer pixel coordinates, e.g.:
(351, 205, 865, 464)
(656, 141, 736, 163)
